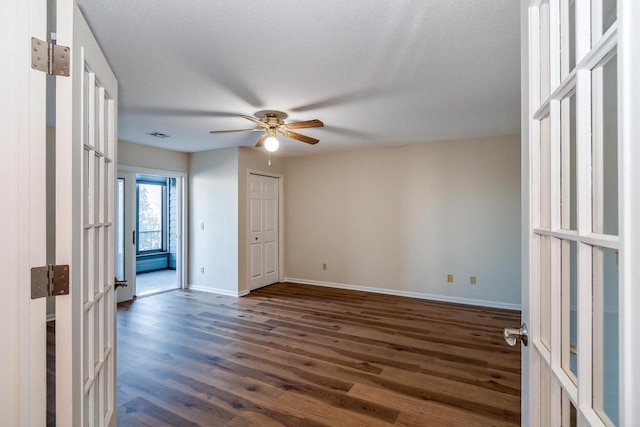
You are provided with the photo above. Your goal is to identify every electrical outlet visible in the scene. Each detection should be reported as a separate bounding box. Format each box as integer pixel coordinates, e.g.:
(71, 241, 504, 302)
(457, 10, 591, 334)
(200, 267, 204, 274)
(470, 275, 477, 285)
(447, 274, 453, 283)
(200, 223, 205, 230)
(322, 263, 327, 270)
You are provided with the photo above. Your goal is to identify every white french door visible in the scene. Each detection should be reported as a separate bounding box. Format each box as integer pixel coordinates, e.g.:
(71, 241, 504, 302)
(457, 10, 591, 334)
(55, 1, 118, 425)
(522, 0, 639, 425)
(249, 174, 280, 291)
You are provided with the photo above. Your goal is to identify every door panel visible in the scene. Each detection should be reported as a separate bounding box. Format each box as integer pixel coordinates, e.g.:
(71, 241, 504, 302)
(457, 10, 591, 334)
(250, 244, 262, 279)
(250, 199, 262, 233)
(264, 199, 277, 231)
(264, 241, 277, 275)
(55, 2, 118, 426)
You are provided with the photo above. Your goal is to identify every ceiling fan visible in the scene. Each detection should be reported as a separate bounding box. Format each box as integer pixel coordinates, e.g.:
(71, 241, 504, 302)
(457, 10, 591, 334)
(209, 110, 324, 152)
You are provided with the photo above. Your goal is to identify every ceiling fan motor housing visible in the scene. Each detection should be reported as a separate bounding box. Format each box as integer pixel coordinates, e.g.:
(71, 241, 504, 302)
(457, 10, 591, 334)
(261, 113, 284, 127)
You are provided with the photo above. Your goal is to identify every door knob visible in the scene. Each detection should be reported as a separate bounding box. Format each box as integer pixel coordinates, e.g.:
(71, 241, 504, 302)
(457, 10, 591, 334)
(503, 322, 528, 347)
(114, 278, 128, 289)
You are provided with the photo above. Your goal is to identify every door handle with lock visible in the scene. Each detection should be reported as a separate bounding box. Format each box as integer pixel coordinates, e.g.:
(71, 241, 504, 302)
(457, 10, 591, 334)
(503, 322, 528, 347)
(115, 277, 128, 289)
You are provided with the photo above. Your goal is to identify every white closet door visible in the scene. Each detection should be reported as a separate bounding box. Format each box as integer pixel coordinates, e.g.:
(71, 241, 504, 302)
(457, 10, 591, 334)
(249, 174, 279, 291)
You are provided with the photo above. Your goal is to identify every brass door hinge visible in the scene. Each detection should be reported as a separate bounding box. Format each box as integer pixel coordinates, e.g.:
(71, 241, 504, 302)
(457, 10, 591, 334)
(31, 37, 70, 76)
(31, 265, 70, 299)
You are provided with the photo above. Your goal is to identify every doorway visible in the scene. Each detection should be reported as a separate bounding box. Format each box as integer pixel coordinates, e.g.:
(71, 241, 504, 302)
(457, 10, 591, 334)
(116, 168, 186, 301)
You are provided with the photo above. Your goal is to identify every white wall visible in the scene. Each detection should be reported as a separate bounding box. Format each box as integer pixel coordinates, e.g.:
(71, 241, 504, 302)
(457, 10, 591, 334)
(188, 147, 239, 294)
(118, 140, 189, 172)
(284, 134, 522, 308)
(237, 148, 285, 293)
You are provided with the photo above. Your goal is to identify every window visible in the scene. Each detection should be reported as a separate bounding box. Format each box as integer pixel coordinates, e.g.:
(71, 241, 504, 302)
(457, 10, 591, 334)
(136, 175, 168, 253)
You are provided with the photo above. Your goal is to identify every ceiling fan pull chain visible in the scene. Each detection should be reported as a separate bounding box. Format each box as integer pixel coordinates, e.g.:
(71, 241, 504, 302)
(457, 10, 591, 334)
(268, 151, 271, 166)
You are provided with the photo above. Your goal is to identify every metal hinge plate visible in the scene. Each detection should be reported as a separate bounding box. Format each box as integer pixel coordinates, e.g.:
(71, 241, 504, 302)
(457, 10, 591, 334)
(31, 37, 70, 76)
(31, 265, 70, 299)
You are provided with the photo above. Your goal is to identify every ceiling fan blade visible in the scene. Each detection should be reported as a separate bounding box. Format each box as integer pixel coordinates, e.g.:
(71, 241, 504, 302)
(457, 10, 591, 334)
(241, 115, 267, 127)
(281, 130, 319, 145)
(209, 128, 261, 134)
(255, 134, 267, 147)
(285, 119, 324, 130)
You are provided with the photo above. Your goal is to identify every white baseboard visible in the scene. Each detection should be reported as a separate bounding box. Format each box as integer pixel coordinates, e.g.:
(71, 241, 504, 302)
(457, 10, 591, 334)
(284, 277, 521, 311)
(186, 284, 249, 297)
(46, 314, 55, 322)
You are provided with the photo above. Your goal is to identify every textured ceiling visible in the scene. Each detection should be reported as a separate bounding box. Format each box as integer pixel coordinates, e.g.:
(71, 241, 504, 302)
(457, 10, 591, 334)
(75, 0, 521, 156)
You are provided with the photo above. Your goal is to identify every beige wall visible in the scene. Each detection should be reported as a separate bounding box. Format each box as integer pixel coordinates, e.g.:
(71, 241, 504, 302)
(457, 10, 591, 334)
(237, 148, 285, 293)
(284, 134, 522, 308)
(118, 140, 189, 172)
(188, 147, 239, 294)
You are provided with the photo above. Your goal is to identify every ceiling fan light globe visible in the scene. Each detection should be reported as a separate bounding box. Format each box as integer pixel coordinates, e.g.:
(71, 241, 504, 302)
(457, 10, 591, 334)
(264, 136, 279, 152)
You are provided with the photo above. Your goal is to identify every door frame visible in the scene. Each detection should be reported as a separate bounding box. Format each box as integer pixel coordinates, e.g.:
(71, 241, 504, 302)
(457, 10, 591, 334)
(520, 2, 533, 425)
(116, 171, 136, 302)
(0, 0, 47, 424)
(618, 0, 640, 423)
(246, 169, 285, 292)
(118, 164, 188, 297)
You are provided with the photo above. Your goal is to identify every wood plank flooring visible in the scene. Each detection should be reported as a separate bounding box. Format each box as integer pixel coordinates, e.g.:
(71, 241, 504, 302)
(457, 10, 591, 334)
(115, 282, 521, 426)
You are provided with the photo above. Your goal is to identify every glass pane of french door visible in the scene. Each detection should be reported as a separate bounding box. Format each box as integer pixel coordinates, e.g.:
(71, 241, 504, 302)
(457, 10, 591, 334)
(592, 246, 619, 425)
(591, 54, 618, 236)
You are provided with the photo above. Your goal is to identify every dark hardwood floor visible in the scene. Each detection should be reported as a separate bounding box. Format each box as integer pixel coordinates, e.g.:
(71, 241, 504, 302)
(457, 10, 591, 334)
(115, 282, 521, 426)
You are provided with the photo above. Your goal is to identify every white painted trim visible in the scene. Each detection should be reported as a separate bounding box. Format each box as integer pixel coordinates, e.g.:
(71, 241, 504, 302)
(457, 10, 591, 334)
(285, 277, 522, 311)
(521, 2, 536, 424)
(118, 163, 187, 178)
(116, 171, 137, 302)
(575, 0, 594, 409)
(187, 285, 249, 298)
(619, 0, 640, 424)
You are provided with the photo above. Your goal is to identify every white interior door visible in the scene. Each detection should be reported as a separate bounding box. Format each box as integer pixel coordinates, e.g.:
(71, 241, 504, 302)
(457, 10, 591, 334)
(55, 1, 118, 425)
(249, 174, 279, 290)
(521, 0, 638, 425)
